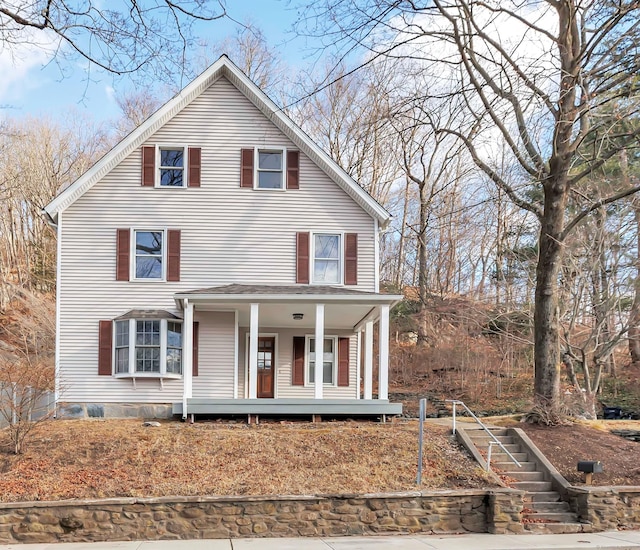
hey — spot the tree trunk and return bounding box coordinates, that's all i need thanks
[534,184,566,406]
[629,198,640,364]
[417,184,430,347]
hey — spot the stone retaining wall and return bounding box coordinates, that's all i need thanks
[0,489,524,544]
[568,487,640,531]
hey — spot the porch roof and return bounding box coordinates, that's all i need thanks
[174,284,403,330]
[174,284,403,304]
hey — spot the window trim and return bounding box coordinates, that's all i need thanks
[310,231,343,285]
[254,147,287,190]
[112,318,183,379]
[155,144,188,188]
[131,228,166,282]
[304,335,338,387]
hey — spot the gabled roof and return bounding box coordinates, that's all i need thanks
[43,55,391,228]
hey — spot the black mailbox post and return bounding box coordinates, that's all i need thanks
[578,461,603,484]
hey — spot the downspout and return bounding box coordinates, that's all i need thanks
[44,209,62,416]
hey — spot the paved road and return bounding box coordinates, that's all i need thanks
[2,531,640,550]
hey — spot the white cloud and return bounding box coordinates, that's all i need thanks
[0,28,60,106]
[104,85,116,104]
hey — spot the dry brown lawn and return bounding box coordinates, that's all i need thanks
[0,419,495,502]
[517,419,640,486]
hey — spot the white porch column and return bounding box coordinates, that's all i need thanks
[378,304,390,401]
[182,299,194,418]
[233,310,239,399]
[356,330,362,399]
[364,320,374,400]
[314,304,325,399]
[249,303,259,399]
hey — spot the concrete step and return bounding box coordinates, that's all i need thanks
[493,461,537,472]
[522,511,578,523]
[502,470,545,482]
[490,451,528,462]
[513,480,553,491]
[523,522,587,534]
[524,491,562,503]
[469,435,515,445]
[528,501,571,513]
[465,427,510,437]
[474,442,521,453]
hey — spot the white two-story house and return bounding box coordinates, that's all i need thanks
[44,56,403,421]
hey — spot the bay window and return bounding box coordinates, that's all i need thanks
[113,319,182,377]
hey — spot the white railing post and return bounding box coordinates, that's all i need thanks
[487,442,495,471]
[417,397,426,485]
[452,401,457,435]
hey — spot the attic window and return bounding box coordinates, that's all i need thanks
[159,147,185,187]
[257,150,284,189]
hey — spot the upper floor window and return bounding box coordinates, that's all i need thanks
[116,228,180,282]
[240,148,299,190]
[159,147,185,187]
[134,230,163,280]
[141,146,200,188]
[313,233,341,284]
[257,150,284,189]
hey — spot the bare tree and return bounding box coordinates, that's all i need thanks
[296,0,640,415]
[390,93,470,344]
[0,114,106,303]
[195,23,285,95]
[113,90,163,139]
[294,60,401,206]
[0,286,55,454]
[0,1,236,83]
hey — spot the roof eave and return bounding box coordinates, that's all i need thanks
[175,293,404,307]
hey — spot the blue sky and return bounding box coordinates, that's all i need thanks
[0,1,307,124]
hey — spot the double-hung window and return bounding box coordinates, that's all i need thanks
[159,147,185,187]
[312,233,341,284]
[134,230,164,280]
[257,149,284,189]
[113,319,182,376]
[307,336,337,385]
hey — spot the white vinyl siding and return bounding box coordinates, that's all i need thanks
[191,311,235,398]
[58,76,375,403]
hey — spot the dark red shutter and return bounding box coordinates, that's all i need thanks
[167,230,181,282]
[142,146,155,186]
[116,228,130,281]
[338,337,350,387]
[344,233,358,285]
[292,336,305,386]
[287,150,299,189]
[188,147,201,187]
[296,232,310,284]
[192,321,199,377]
[240,148,254,188]
[98,320,113,375]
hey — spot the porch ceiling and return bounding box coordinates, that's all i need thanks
[174,284,403,330]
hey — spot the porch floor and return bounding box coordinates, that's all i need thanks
[172,398,402,417]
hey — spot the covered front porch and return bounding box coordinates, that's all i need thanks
[173,284,403,419]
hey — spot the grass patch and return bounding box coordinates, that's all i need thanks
[0,419,495,502]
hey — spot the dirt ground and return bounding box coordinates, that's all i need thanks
[0,419,494,502]
[516,420,640,486]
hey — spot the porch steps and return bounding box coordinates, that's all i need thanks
[464,427,585,534]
